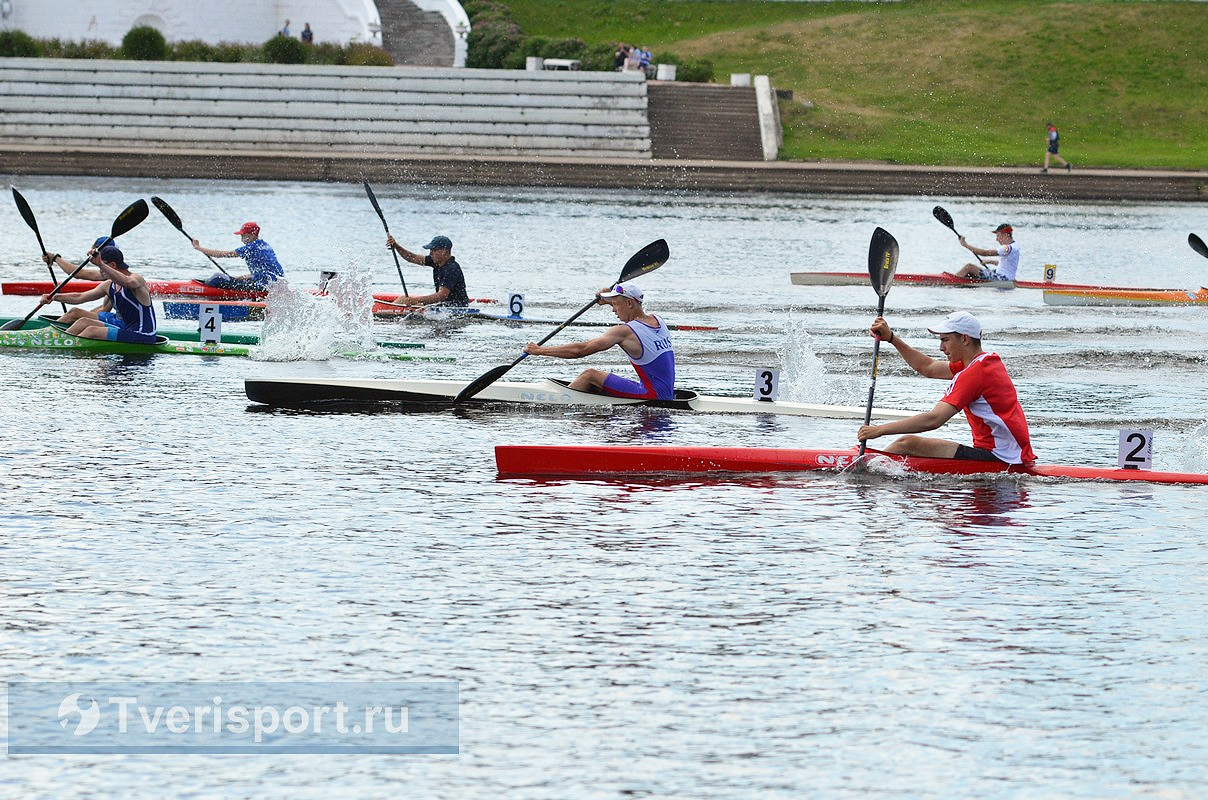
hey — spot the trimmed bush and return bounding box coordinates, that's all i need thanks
[262,35,306,64]
[340,43,392,66]
[579,42,617,73]
[658,51,713,83]
[122,25,168,61]
[307,42,345,65]
[211,43,256,63]
[343,43,393,66]
[466,17,524,69]
[0,29,41,57]
[171,39,216,62]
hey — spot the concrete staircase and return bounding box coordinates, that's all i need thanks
[647,83,764,161]
[377,0,454,67]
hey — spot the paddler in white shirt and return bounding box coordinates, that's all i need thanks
[523,282,676,400]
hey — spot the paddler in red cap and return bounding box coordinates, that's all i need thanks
[193,221,286,291]
[857,310,1035,465]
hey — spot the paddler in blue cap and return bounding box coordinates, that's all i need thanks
[523,281,676,401]
[40,242,157,343]
[385,233,470,307]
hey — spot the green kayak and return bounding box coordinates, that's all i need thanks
[8,316,425,349]
[0,325,250,356]
[0,320,450,361]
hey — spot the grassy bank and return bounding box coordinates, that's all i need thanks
[502,0,1207,169]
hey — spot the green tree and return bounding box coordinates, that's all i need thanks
[263,35,306,65]
[122,25,168,61]
[0,30,41,57]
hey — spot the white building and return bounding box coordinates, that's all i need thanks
[0,0,470,66]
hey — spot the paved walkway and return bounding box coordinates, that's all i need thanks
[2,145,1205,202]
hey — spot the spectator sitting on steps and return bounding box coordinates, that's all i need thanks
[613,43,630,71]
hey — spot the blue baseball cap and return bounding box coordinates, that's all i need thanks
[98,245,130,270]
[93,236,110,247]
[424,235,452,250]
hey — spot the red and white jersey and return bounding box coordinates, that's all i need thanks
[943,352,1036,464]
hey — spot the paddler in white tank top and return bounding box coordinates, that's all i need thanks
[523,281,675,400]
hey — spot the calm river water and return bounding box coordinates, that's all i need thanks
[1,175,1207,798]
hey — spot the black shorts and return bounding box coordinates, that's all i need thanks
[954,444,1004,463]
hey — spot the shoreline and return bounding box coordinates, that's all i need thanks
[2,146,1206,202]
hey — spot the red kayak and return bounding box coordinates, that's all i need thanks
[789,270,1169,292]
[2,280,498,306]
[494,445,1208,486]
[3,278,261,300]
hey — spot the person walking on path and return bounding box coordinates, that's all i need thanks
[1043,122,1071,173]
[522,282,676,401]
[857,311,1035,465]
[385,234,469,307]
[193,221,286,291]
[954,223,1020,282]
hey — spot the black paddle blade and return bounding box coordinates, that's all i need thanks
[12,187,42,239]
[1190,233,1208,260]
[151,196,184,231]
[453,363,514,404]
[868,227,899,298]
[932,205,956,232]
[364,181,389,229]
[111,198,149,239]
[618,239,669,283]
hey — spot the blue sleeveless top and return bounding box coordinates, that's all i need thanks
[108,282,157,335]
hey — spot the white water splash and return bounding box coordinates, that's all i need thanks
[1174,420,1208,474]
[776,317,844,403]
[250,260,375,361]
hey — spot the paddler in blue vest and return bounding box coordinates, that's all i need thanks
[523,282,675,400]
[40,243,157,343]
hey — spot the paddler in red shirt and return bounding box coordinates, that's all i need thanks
[857,311,1036,465]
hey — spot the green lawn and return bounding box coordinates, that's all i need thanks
[501,0,1208,169]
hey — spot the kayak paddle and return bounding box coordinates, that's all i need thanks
[11,187,67,313]
[364,181,408,295]
[1,198,149,331]
[858,226,900,458]
[1190,233,1208,260]
[453,238,670,404]
[151,195,231,276]
[932,205,989,270]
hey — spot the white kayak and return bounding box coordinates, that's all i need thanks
[244,377,921,419]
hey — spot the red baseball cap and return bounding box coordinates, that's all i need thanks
[993,224,1013,235]
[234,221,260,236]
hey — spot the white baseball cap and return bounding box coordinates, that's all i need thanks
[599,282,643,303]
[928,311,982,339]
